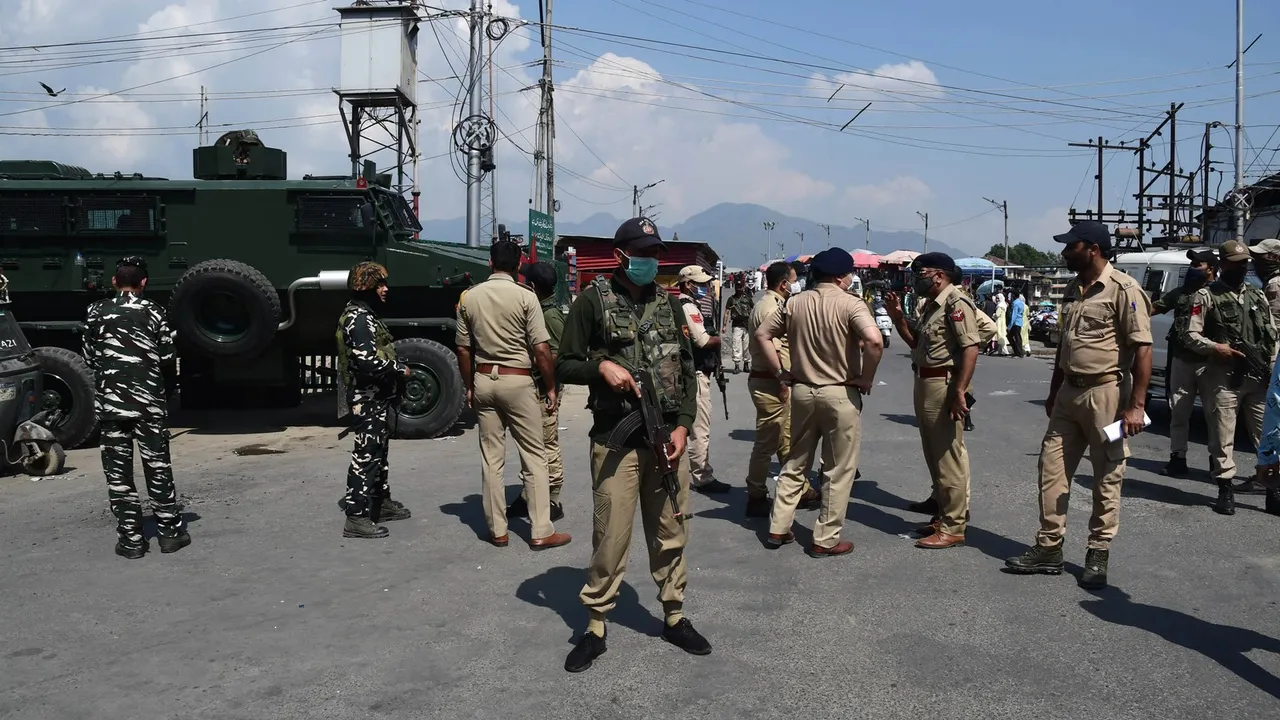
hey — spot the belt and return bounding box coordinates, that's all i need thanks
[749,370,777,380]
[1064,372,1120,388]
[912,364,954,379]
[476,363,532,376]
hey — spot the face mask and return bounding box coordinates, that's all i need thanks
[1184,267,1209,288]
[694,285,707,298]
[1221,265,1248,286]
[624,255,659,285]
[913,275,935,294]
[788,281,803,295]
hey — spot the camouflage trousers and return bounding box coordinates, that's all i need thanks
[100,415,182,547]
[344,399,391,518]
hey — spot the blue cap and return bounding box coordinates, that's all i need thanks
[810,247,854,277]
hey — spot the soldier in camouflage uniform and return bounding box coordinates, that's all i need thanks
[724,280,754,373]
[336,261,411,539]
[83,257,189,559]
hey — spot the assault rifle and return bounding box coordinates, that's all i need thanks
[1228,336,1274,389]
[604,371,684,521]
[710,285,729,420]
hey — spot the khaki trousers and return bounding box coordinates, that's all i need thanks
[769,383,863,548]
[913,376,971,535]
[1204,364,1266,481]
[731,326,748,364]
[689,372,716,486]
[1035,382,1127,550]
[746,377,790,499]
[1167,356,1211,457]
[474,372,553,539]
[517,401,563,503]
[578,441,690,617]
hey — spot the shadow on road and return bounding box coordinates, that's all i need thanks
[1081,589,1280,701]
[879,414,918,428]
[516,566,660,641]
[439,493,492,542]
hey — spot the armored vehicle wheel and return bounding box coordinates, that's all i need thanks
[170,259,281,359]
[32,347,98,450]
[392,338,464,439]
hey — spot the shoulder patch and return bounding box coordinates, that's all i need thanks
[1191,304,1202,316]
[690,311,703,324]
[949,309,965,322]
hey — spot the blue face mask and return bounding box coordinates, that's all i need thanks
[624,255,659,285]
[694,285,707,298]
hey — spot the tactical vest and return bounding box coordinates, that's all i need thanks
[679,296,718,374]
[335,302,398,404]
[1203,282,1278,357]
[590,275,686,415]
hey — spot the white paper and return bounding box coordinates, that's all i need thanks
[1103,412,1152,442]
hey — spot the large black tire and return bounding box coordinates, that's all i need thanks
[32,346,98,450]
[169,259,281,358]
[392,338,464,439]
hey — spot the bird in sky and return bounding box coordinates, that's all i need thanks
[39,82,65,97]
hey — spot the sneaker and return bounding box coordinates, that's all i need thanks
[1079,548,1109,590]
[115,541,147,560]
[343,516,389,539]
[1004,542,1064,574]
[692,479,731,494]
[564,630,607,672]
[662,618,712,655]
[158,533,191,554]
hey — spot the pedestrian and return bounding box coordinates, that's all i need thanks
[677,265,731,495]
[884,253,979,549]
[744,261,820,517]
[1153,249,1218,477]
[1008,291,1027,358]
[556,217,711,672]
[1005,221,1152,590]
[455,240,570,550]
[755,247,883,558]
[1182,240,1279,512]
[507,261,569,522]
[724,280,753,373]
[83,256,190,558]
[1248,346,1280,508]
[336,261,412,539]
[994,291,1009,356]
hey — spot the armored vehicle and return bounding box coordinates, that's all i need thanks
[0,131,490,448]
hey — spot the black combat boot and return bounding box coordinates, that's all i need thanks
[343,516,389,539]
[964,415,975,432]
[1266,489,1280,517]
[1079,548,1109,590]
[378,496,411,522]
[745,495,771,518]
[1214,480,1235,515]
[158,533,192,554]
[1004,542,1064,575]
[115,540,147,560]
[1160,454,1188,477]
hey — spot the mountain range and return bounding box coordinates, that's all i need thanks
[419,202,965,270]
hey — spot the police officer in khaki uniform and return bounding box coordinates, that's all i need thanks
[455,240,570,550]
[1183,239,1278,512]
[678,265,731,494]
[508,261,569,521]
[1006,221,1152,590]
[1153,249,1218,477]
[744,261,821,517]
[756,247,882,558]
[556,217,711,673]
[1248,238,1280,330]
[884,252,979,550]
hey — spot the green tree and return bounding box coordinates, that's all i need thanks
[986,242,1062,268]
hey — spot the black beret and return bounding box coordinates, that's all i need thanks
[521,261,557,290]
[613,217,666,250]
[1186,248,1219,267]
[810,247,854,277]
[911,252,957,273]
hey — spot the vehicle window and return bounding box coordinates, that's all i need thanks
[1142,269,1165,294]
[0,194,64,235]
[74,195,158,233]
[0,309,32,359]
[378,192,422,233]
[296,195,369,232]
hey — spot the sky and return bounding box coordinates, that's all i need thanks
[1,0,1279,256]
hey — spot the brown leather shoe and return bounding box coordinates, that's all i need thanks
[915,531,965,549]
[766,532,794,547]
[490,534,509,547]
[807,540,854,558]
[529,532,572,550]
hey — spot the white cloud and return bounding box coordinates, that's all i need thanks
[844,175,932,209]
[809,60,944,106]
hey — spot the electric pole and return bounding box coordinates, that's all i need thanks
[762,221,776,260]
[794,231,804,255]
[853,216,870,249]
[983,198,1009,264]
[1234,0,1246,241]
[464,0,485,247]
[817,223,832,248]
[916,211,929,253]
[532,0,556,228]
[633,180,664,217]
[481,1,497,242]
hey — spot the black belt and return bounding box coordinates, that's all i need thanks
[1064,372,1120,388]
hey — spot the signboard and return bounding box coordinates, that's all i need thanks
[528,209,554,262]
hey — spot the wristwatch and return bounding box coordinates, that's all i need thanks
[774,368,786,380]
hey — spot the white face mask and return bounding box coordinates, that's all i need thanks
[788,281,803,295]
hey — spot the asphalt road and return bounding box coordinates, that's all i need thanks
[1,347,1278,720]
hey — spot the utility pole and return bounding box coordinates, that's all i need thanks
[853,216,870,249]
[762,220,776,260]
[464,0,485,247]
[794,231,804,255]
[817,223,831,248]
[197,86,209,146]
[481,1,497,242]
[916,211,929,253]
[532,0,556,226]
[632,180,664,217]
[1234,0,1246,241]
[983,198,1009,264]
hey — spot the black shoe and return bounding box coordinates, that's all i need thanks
[855,469,861,480]
[964,417,975,432]
[1160,455,1189,477]
[906,496,938,515]
[115,541,147,560]
[662,618,712,656]
[692,479,732,494]
[550,501,565,522]
[1267,489,1280,517]
[378,498,411,522]
[1004,543,1064,575]
[745,495,771,518]
[1079,548,1109,590]
[505,495,529,520]
[158,533,191,554]
[343,516,389,539]
[565,630,607,673]
[1214,481,1236,516]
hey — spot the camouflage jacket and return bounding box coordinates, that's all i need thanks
[336,299,404,413]
[82,291,175,419]
[727,293,753,326]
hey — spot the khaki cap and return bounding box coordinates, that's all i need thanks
[679,265,713,283]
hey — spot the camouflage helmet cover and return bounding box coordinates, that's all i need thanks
[348,261,388,292]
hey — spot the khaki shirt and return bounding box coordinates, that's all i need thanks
[748,290,790,372]
[762,283,877,385]
[454,273,549,368]
[679,293,713,349]
[1265,276,1280,327]
[1184,281,1276,354]
[1057,262,1153,375]
[911,284,980,369]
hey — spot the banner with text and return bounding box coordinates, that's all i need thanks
[528,210,555,262]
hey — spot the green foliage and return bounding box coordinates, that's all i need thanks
[985,243,1062,268]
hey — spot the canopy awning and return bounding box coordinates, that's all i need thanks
[880,249,920,265]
